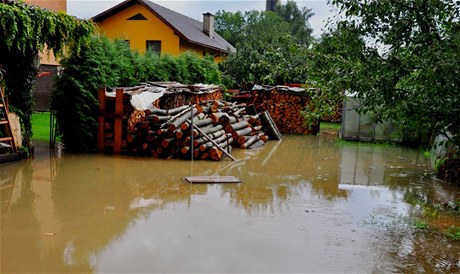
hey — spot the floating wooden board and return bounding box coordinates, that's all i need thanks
[184,176,241,184]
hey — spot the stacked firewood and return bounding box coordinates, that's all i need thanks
[153,82,223,109]
[124,101,280,160]
[107,82,224,110]
[249,86,316,134]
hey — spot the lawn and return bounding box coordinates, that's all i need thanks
[321,121,341,131]
[31,112,51,141]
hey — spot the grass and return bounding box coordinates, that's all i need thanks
[31,112,51,141]
[320,121,341,131]
[447,226,460,240]
[413,219,428,229]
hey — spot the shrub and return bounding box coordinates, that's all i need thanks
[53,35,221,152]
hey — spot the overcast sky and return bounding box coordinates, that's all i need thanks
[67,0,337,37]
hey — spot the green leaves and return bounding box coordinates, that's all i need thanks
[217,3,314,87]
[53,35,222,152]
[326,0,460,150]
[0,1,95,140]
[0,2,95,56]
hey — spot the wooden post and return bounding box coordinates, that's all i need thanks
[113,88,123,154]
[97,87,106,153]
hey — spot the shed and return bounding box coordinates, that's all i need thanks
[340,93,402,142]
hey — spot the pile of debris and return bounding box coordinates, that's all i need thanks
[124,101,281,160]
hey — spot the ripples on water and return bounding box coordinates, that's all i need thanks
[1,135,459,273]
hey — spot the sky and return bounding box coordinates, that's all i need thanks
[67,0,337,37]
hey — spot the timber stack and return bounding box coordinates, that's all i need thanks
[232,85,317,134]
[125,101,276,160]
[98,82,280,160]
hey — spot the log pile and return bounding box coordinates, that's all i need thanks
[234,85,317,134]
[106,82,224,110]
[124,101,276,160]
[99,82,284,159]
[100,83,223,154]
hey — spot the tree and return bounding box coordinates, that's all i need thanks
[0,1,95,140]
[274,0,314,44]
[220,11,310,88]
[214,10,246,47]
[328,0,460,180]
[215,1,315,47]
[301,24,365,131]
[217,2,315,88]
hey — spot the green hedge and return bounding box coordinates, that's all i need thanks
[53,35,221,152]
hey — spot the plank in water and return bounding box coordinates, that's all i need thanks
[184,176,241,184]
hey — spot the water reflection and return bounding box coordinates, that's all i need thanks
[1,135,459,273]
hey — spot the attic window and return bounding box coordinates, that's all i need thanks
[127,13,147,20]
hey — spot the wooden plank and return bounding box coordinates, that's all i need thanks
[113,88,124,154]
[184,176,241,184]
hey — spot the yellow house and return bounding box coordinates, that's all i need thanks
[92,0,235,62]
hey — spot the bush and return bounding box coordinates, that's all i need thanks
[53,35,221,152]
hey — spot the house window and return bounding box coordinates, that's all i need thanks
[146,40,161,55]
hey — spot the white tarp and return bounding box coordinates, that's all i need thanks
[130,88,166,111]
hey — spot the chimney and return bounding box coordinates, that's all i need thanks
[203,12,214,39]
[266,0,280,11]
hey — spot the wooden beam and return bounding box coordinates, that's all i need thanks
[113,88,124,154]
[184,176,241,184]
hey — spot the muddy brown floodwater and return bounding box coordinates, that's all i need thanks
[1,135,460,273]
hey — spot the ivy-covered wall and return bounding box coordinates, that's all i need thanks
[0,1,95,140]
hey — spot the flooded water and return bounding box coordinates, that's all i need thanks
[1,135,460,273]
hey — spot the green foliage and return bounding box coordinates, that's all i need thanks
[447,226,460,240]
[215,1,314,47]
[437,158,460,185]
[54,35,221,152]
[0,2,94,56]
[0,1,95,141]
[53,36,134,151]
[137,51,168,82]
[0,44,36,136]
[218,9,312,88]
[301,87,339,132]
[216,1,315,88]
[301,25,365,133]
[273,0,314,44]
[175,52,221,84]
[328,0,460,150]
[214,10,246,47]
[412,219,428,229]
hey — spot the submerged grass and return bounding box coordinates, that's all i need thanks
[413,219,428,229]
[447,226,460,240]
[320,121,341,131]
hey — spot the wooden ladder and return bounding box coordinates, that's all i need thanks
[0,87,17,153]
